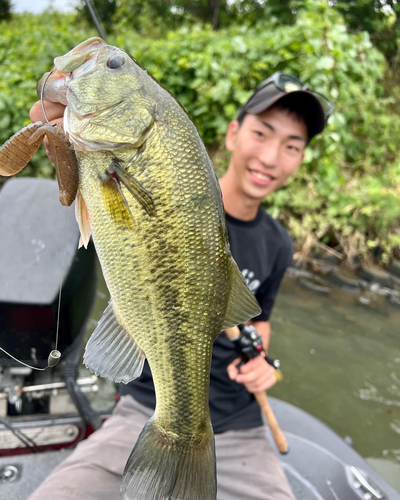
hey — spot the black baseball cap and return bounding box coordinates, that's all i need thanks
[237,72,333,141]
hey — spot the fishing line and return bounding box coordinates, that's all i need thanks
[84,0,108,42]
[326,480,341,500]
[40,68,55,125]
[0,349,49,371]
[54,207,68,354]
[40,67,67,351]
[0,69,67,371]
[0,209,67,371]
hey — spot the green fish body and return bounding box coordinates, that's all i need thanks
[0,38,261,500]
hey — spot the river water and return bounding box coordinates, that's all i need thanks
[83,262,400,493]
[269,274,400,492]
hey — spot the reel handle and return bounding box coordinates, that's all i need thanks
[225,326,289,454]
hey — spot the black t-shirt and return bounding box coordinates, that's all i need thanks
[119,207,293,433]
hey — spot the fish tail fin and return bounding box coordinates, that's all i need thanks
[121,417,216,500]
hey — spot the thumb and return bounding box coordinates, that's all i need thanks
[227,358,242,380]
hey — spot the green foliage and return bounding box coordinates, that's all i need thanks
[0,4,399,261]
[111,0,400,69]
[113,0,204,35]
[112,0,302,34]
[0,0,11,21]
[77,0,117,32]
[0,13,94,182]
[334,0,400,66]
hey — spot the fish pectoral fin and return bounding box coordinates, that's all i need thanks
[102,174,136,228]
[220,259,262,334]
[83,302,146,384]
[108,160,157,217]
[75,189,92,249]
[0,122,47,176]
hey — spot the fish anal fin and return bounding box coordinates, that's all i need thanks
[108,160,157,217]
[83,302,146,384]
[75,189,91,249]
[0,122,47,177]
[220,259,261,334]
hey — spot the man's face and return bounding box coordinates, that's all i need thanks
[225,107,307,201]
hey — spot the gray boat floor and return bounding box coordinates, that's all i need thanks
[0,448,320,500]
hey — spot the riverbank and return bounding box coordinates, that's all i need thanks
[286,248,400,313]
[1,6,400,263]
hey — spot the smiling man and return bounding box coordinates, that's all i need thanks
[219,74,332,368]
[28,72,332,500]
[122,73,333,500]
[204,73,332,499]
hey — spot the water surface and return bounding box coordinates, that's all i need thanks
[270,276,400,492]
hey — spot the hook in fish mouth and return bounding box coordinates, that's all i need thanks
[40,68,55,125]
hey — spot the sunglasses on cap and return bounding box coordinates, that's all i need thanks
[255,72,334,120]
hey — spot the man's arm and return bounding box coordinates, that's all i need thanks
[228,234,293,393]
[226,320,277,393]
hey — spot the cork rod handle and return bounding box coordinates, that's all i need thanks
[225,326,289,455]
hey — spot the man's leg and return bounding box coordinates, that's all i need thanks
[215,426,295,500]
[28,396,153,500]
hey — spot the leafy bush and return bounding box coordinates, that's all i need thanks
[118,1,400,261]
[0,1,399,261]
[0,0,11,22]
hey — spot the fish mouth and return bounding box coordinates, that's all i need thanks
[36,69,71,105]
[37,37,107,106]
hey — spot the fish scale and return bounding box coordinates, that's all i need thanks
[77,111,224,439]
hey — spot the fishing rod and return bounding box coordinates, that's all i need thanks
[225,325,289,455]
[84,0,108,42]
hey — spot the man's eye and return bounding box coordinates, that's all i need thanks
[253,130,264,138]
[288,145,300,153]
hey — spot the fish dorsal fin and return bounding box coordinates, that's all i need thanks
[75,189,92,249]
[83,302,146,384]
[221,259,262,332]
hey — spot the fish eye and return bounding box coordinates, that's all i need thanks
[107,56,125,69]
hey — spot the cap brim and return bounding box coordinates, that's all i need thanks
[242,87,326,140]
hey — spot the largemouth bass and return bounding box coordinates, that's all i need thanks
[0,38,261,500]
